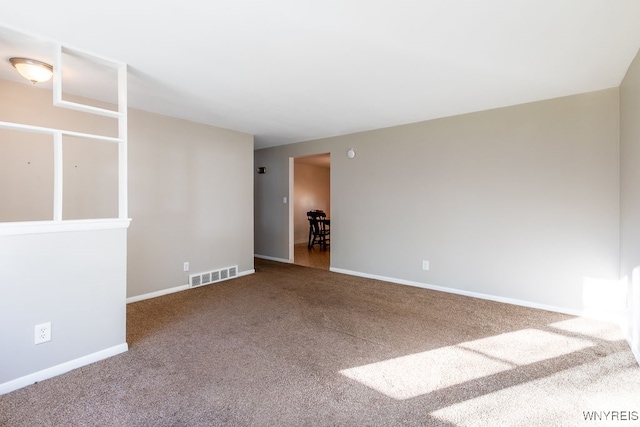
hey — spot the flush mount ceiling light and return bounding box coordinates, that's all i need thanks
[9,57,54,84]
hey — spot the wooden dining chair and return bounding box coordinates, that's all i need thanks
[307,210,330,250]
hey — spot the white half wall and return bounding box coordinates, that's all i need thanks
[0,224,129,392]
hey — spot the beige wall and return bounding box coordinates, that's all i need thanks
[127,109,254,297]
[0,79,255,298]
[620,48,640,362]
[255,89,620,313]
[0,80,119,222]
[293,161,330,244]
[0,77,254,392]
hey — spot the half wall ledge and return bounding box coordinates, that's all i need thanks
[0,218,132,237]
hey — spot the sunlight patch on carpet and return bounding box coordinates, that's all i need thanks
[340,346,513,400]
[549,317,625,342]
[340,329,594,400]
[430,352,640,427]
[458,329,594,365]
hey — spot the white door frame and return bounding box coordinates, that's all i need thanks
[288,157,294,262]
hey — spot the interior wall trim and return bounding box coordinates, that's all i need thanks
[629,336,640,365]
[330,267,626,323]
[0,218,131,237]
[126,269,256,304]
[0,343,128,396]
[126,285,189,304]
[254,254,292,264]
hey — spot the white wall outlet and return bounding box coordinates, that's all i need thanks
[283,196,288,204]
[35,322,51,344]
[183,262,190,272]
[422,260,430,271]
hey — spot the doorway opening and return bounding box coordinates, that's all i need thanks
[291,153,330,270]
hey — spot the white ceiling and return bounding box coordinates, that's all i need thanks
[1,1,640,150]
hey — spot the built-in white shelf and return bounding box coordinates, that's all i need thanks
[1,40,129,227]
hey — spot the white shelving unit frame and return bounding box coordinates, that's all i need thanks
[0,43,129,235]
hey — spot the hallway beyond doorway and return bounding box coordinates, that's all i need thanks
[292,153,330,270]
[293,243,329,270]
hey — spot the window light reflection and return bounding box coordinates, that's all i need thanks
[550,317,624,342]
[340,329,594,400]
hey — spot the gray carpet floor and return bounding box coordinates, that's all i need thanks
[1,258,639,426]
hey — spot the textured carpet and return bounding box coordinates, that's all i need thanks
[1,259,638,426]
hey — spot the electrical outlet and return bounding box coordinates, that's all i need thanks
[422,260,430,271]
[35,322,51,344]
[184,262,190,272]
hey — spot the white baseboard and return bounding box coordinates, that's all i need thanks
[632,344,640,366]
[254,254,292,263]
[329,267,624,321]
[624,330,640,366]
[127,284,189,304]
[238,269,256,277]
[0,343,128,396]
[623,312,640,366]
[127,269,256,304]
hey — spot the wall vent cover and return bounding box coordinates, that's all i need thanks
[189,265,239,289]
[189,274,202,287]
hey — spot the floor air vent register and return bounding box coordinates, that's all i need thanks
[189,266,238,288]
